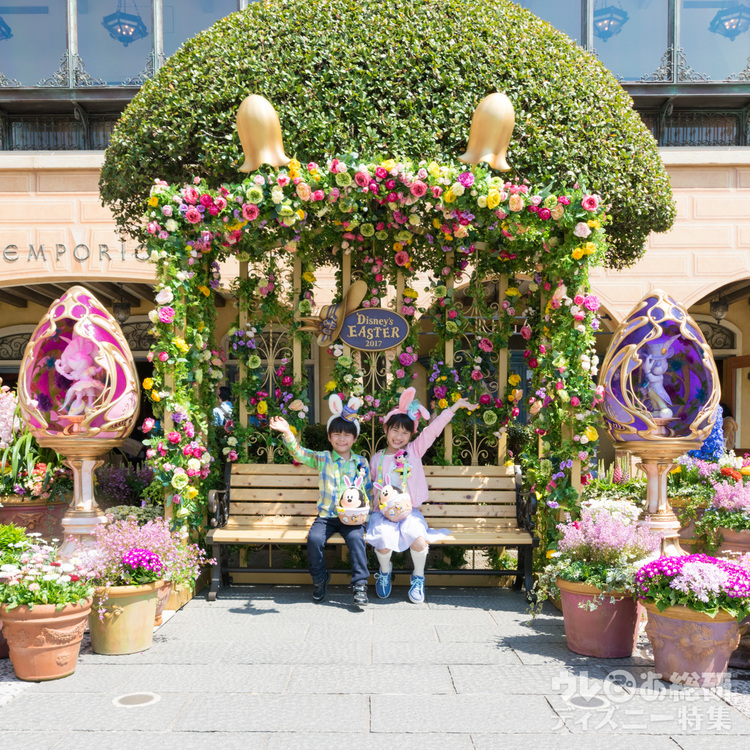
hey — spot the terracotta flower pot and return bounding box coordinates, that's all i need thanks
[88,580,162,655]
[0,620,10,659]
[717,527,750,557]
[0,599,92,681]
[154,581,173,626]
[643,601,740,687]
[557,578,643,658]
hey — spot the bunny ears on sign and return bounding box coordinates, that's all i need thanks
[383,387,431,427]
[327,394,363,435]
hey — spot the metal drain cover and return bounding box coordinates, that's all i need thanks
[113,692,161,708]
[566,695,609,709]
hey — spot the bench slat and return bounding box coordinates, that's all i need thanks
[229,488,516,505]
[227,503,517,518]
[423,465,515,477]
[220,516,520,531]
[231,488,321,502]
[230,474,320,488]
[232,465,318,475]
[418,476,514,490]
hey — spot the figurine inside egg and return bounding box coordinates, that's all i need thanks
[598,290,720,444]
[18,286,140,441]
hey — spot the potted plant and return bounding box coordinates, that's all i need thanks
[0,523,29,658]
[82,524,165,655]
[694,475,750,555]
[635,553,750,687]
[534,499,662,658]
[0,534,94,680]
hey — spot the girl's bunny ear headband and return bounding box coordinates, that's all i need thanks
[384,387,431,428]
[327,394,363,435]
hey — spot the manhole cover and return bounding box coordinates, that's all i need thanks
[113,692,161,708]
[566,694,609,709]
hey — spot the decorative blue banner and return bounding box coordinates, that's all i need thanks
[340,308,409,351]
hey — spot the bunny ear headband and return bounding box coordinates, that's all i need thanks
[327,394,363,435]
[384,387,431,428]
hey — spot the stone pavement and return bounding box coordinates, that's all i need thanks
[3,584,750,748]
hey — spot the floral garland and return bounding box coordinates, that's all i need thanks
[142,161,608,547]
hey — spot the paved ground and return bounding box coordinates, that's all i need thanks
[3,584,750,748]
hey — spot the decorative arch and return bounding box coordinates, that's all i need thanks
[692,314,741,359]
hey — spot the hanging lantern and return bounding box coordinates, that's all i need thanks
[102,1,149,47]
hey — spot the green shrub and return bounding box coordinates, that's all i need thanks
[100,0,674,269]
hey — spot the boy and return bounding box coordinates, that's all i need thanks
[270,398,371,606]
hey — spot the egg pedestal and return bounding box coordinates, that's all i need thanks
[598,290,720,556]
[17,287,140,557]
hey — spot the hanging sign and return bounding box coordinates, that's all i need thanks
[340,308,409,351]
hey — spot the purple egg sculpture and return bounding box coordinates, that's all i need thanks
[598,289,720,448]
[17,286,140,445]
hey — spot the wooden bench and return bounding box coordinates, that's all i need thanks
[206,462,538,600]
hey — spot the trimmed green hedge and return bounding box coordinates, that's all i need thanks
[100,0,674,269]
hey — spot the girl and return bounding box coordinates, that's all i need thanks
[368,387,478,603]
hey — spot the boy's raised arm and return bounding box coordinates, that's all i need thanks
[270,416,323,470]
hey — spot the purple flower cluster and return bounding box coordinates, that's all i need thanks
[711,479,750,513]
[122,547,165,576]
[635,554,750,607]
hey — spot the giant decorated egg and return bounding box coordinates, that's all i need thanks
[598,289,719,446]
[17,286,139,444]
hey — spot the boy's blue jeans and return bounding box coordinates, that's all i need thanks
[307,516,369,586]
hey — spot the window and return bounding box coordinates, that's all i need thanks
[163,0,239,57]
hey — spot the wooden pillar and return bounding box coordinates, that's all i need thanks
[444,252,455,464]
[496,274,509,466]
[292,256,303,382]
[238,260,249,432]
[342,247,352,358]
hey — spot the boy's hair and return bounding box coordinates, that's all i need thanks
[385,412,417,434]
[218,385,232,402]
[327,416,358,437]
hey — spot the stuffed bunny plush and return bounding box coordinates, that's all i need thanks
[327,393,363,434]
[374,481,413,523]
[336,475,370,525]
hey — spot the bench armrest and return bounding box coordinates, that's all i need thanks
[207,488,229,529]
[514,465,537,533]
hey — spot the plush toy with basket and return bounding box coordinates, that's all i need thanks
[375,482,413,523]
[336,475,370,525]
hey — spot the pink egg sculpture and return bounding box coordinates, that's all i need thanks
[18,286,140,446]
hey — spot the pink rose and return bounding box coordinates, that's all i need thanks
[354,172,369,187]
[183,187,199,204]
[142,418,155,433]
[573,222,591,238]
[583,295,600,311]
[478,338,493,352]
[311,190,325,202]
[410,180,428,198]
[573,294,584,305]
[538,208,551,221]
[146,449,156,459]
[199,194,213,208]
[277,174,290,187]
[282,376,293,386]
[528,358,538,369]
[520,325,532,341]
[158,306,175,324]
[185,422,195,439]
[215,196,227,211]
[471,370,483,381]
[184,207,202,224]
[396,369,405,378]
[394,251,409,266]
[581,194,599,211]
[158,351,169,362]
[242,203,259,221]
[457,171,474,188]
[296,183,311,201]
[327,187,340,202]
[227,450,238,462]
[375,166,387,179]
[571,396,581,407]
[448,310,458,319]
[167,431,181,444]
[479,394,492,405]
[431,186,443,199]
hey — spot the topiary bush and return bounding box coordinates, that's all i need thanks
[100,0,674,269]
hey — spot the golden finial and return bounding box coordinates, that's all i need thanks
[236,94,291,173]
[458,92,516,172]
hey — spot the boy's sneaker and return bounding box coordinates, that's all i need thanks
[374,570,392,599]
[408,574,425,604]
[352,583,368,607]
[312,571,331,602]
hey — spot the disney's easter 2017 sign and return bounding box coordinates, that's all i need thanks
[340,309,409,351]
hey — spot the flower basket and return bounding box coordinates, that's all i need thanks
[88,581,162,655]
[557,578,643,658]
[643,601,739,687]
[0,599,91,681]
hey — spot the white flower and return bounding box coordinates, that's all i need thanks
[187,458,201,472]
[408,214,421,227]
[451,183,465,197]
[155,288,174,305]
[42,573,60,581]
[58,575,71,583]
[227,437,237,447]
[148,309,159,324]
[165,219,179,233]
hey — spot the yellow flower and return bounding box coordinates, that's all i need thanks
[186,487,199,499]
[427,161,441,177]
[438,398,448,409]
[197,321,205,332]
[584,242,596,255]
[438,376,447,381]
[325,380,337,393]
[148,196,159,207]
[142,378,154,390]
[174,338,190,353]
[403,288,418,299]
[584,425,599,442]
[288,159,301,171]
[296,209,306,221]
[381,159,396,171]
[451,392,460,402]
[443,234,453,241]
[508,373,521,386]
[393,242,403,252]
[289,170,300,180]
[741,467,750,476]
[443,189,456,204]
[151,390,160,402]
[290,425,298,436]
[302,271,316,284]
[571,247,584,260]
[257,400,268,415]
[505,287,520,297]
[198,285,211,297]
[669,466,682,474]
[433,218,442,229]
[587,219,601,229]
[486,190,501,210]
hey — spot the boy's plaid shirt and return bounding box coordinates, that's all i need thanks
[282,433,372,517]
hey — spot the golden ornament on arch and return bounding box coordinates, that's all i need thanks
[236,94,291,173]
[459,92,516,172]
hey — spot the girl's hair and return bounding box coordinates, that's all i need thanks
[327,416,358,437]
[385,412,416,434]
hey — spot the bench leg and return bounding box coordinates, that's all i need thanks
[512,546,524,591]
[523,546,536,603]
[207,543,222,602]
